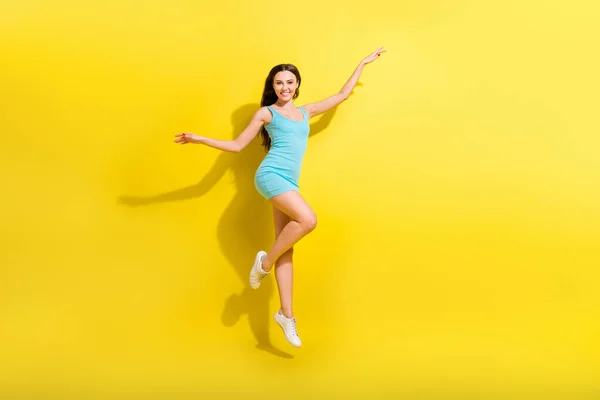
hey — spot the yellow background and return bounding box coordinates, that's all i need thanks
[1,0,599,398]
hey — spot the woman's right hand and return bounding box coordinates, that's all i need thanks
[174,132,202,145]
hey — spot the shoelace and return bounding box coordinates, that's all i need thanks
[290,318,299,337]
[256,256,268,281]
[252,263,267,283]
[257,269,268,281]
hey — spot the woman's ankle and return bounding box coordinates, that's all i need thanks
[261,255,272,272]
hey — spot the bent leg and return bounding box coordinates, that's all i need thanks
[262,190,317,272]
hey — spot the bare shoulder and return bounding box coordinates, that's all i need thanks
[255,106,273,125]
[300,103,312,113]
[300,103,315,119]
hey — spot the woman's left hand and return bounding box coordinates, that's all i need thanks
[362,46,387,65]
[174,132,202,144]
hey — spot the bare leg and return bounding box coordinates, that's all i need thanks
[262,190,317,272]
[272,206,295,318]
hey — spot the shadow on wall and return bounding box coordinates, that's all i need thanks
[118,103,336,358]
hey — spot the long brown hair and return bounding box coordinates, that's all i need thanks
[259,64,302,152]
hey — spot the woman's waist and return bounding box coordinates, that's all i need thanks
[256,162,302,174]
[261,150,305,166]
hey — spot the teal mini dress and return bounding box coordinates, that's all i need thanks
[254,105,310,200]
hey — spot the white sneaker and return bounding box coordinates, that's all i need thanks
[274,309,302,348]
[249,251,268,289]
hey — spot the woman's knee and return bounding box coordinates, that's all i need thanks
[300,212,317,232]
[270,191,317,232]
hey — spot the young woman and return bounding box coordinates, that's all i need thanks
[174,46,386,347]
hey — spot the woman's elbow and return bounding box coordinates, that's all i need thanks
[231,140,244,153]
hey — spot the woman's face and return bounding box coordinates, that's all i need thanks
[273,71,298,102]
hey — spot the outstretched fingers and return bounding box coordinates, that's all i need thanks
[174,133,189,144]
[363,46,387,64]
[375,46,387,56]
